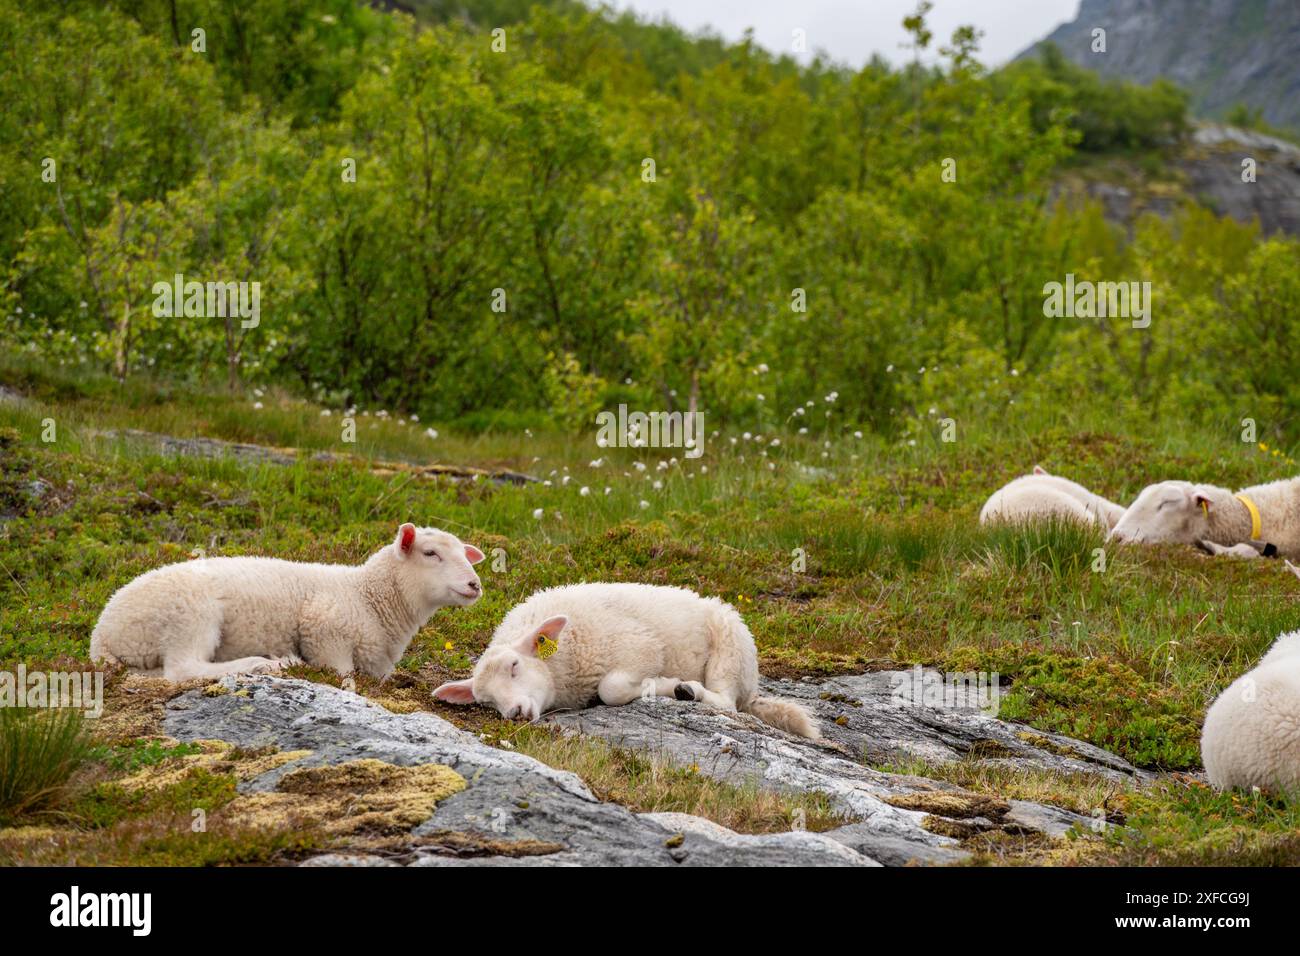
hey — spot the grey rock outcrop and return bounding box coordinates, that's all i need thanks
[164,676,877,867]
[162,667,1143,866]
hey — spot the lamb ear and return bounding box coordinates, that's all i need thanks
[464,544,486,565]
[520,615,568,656]
[1033,465,1047,476]
[433,679,475,705]
[1193,492,1212,515]
[395,523,417,556]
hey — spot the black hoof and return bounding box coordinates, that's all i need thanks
[674,682,697,701]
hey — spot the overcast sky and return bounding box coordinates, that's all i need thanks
[611,0,1083,68]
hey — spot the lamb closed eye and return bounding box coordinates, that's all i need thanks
[423,549,441,559]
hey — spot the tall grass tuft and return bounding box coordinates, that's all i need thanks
[979,517,1104,578]
[0,706,94,824]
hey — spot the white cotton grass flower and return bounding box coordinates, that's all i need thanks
[579,486,590,496]
[532,508,544,519]
[253,401,264,410]
[425,427,438,439]
[639,500,649,509]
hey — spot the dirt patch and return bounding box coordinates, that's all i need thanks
[233,759,466,836]
[886,791,1011,820]
[94,671,196,743]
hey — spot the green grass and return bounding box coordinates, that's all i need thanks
[0,707,94,825]
[4,357,1300,862]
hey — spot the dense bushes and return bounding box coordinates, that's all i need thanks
[1,0,1297,445]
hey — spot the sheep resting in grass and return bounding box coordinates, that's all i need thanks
[433,582,820,739]
[1109,476,1300,558]
[979,466,1126,529]
[1201,625,1300,794]
[89,524,485,681]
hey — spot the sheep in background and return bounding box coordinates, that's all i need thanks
[434,582,819,739]
[979,466,1126,529]
[1109,476,1300,558]
[90,524,485,681]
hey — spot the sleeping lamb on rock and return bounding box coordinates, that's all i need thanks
[434,582,820,739]
[89,523,485,681]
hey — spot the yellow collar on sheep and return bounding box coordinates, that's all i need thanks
[1235,493,1263,540]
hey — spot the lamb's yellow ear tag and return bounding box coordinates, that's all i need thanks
[1201,500,1209,517]
[535,634,558,660]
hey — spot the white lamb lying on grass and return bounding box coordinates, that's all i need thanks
[1201,626,1300,794]
[1109,476,1300,558]
[90,524,485,681]
[979,466,1126,529]
[433,582,820,739]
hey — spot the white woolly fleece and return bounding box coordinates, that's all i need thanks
[89,525,484,681]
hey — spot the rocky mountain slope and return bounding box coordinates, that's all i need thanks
[1021,0,1300,130]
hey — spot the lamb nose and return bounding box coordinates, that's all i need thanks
[466,580,481,593]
